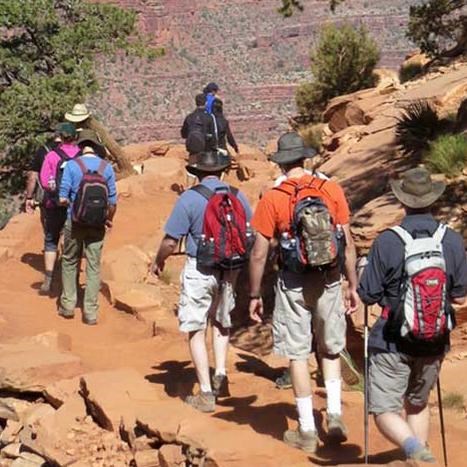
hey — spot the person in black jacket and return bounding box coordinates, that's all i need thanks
[181,94,216,165]
[212,99,239,155]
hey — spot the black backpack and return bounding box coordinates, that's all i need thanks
[186,112,214,154]
[71,158,109,227]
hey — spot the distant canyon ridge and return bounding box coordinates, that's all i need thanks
[92,0,417,145]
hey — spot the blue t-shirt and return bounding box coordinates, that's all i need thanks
[59,154,117,218]
[205,93,216,114]
[165,177,252,257]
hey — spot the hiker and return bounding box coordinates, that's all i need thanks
[212,99,239,156]
[203,82,220,114]
[358,167,467,463]
[151,150,253,413]
[36,123,80,295]
[249,132,359,453]
[58,130,117,325]
[181,94,216,187]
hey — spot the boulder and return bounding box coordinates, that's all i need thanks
[0,333,83,393]
[114,286,163,315]
[124,141,171,162]
[43,377,80,408]
[1,442,22,459]
[158,444,185,467]
[101,245,150,285]
[0,398,33,422]
[11,452,46,467]
[0,420,22,445]
[79,368,159,434]
[135,449,161,467]
[164,144,187,161]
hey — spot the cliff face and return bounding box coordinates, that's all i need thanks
[91,0,417,145]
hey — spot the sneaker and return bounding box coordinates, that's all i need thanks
[212,374,230,398]
[185,391,215,413]
[58,307,74,319]
[275,369,292,390]
[408,446,436,463]
[283,428,318,453]
[339,349,361,387]
[327,413,348,443]
[82,316,97,326]
[39,276,52,296]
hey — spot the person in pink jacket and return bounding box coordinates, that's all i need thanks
[38,122,80,295]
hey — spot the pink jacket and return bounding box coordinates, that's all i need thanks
[39,143,80,188]
[39,143,80,208]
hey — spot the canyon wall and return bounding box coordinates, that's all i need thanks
[91,0,417,145]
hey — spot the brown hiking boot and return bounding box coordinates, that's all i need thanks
[212,374,230,398]
[185,391,215,413]
[327,413,348,443]
[283,428,318,453]
[408,446,436,463]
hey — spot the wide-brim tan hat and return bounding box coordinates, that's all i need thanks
[390,167,445,209]
[65,103,91,123]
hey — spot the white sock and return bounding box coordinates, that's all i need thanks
[325,378,342,415]
[215,368,226,376]
[200,383,212,393]
[295,396,316,432]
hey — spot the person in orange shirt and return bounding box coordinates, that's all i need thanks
[249,132,359,453]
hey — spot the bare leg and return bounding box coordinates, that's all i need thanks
[188,329,212,392]
[44,250,57,273]
[212,323,229,375]
[375,412,415,447]
[407,404,430,445]
[290,359,312,397]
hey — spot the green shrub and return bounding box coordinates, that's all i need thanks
[399,62,424,84]
[296,23,379,122]
[299,124,323,151]
[442,391,465,411]
[396,101,441,158]
[424,134,467,177]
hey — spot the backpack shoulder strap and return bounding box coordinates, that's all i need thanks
[432,223,447,243]
[191,184,214,201]
[390,226,414,246]
[74,157,88,176]
[54,146,71,161]
[97,159,108,176]
[273,179,297,196]
[229,186,239,198]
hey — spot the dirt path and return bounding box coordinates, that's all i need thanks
[0,163,466,466]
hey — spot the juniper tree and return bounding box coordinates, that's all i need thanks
[0,0,162,198]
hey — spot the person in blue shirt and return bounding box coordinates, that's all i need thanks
[58,130,117,325]
[203,82,220,114]
[151,150,252,413]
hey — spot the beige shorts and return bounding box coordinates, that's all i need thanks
[178,257,236,333]
[369,352,443,415]
[273,270,346,360]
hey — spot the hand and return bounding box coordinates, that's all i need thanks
[25,199,35,214]
[344,288,360,315]
[105,219,113,229]
[249,297,263,323]
[150,257,164,278]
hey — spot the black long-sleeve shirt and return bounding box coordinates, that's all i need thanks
[213,113,238,153]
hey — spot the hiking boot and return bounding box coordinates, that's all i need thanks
[408,446,436,463]
[185,391,215,413]
[275,369,292,390]
[82,316,97,326]
[327,413,348,443]
[58,307,74,319]
[339,349,361,387]
[39,275,52,296]
[212,374,230,398]
[283,428,318,453]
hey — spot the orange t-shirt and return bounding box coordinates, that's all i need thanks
[251,174,351,239]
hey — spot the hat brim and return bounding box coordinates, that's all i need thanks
[270,146,316,164]
[65,112,90,123]
[390,179,446,209]
[186,161,231,176]
[77,138,105,156]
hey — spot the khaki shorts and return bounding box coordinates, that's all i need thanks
[369,352,443,415]
[273,270,346,360]
[178,257,236,333]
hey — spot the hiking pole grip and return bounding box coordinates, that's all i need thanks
[364,304,369,465]
[437,377,448,467]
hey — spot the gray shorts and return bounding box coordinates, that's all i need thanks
[273,270,346,360]
[178,257,236,333]
[369,352,443,415]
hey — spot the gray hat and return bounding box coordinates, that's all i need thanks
[77,129,105,156]
[390,167,445,209]
[186,150,231,176]
[270,132,317,165]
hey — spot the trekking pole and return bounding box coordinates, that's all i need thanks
[364,304,369,465]
[436,377,448,467]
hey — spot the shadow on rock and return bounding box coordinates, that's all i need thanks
[21,252,44,273]
[235,352,284,383]
[145,360,196,399]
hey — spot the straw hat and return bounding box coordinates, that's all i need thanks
[65,104,91,123]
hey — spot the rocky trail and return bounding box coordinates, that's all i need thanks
[0,63,466,466]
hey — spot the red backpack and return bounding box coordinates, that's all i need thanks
[191,185,253,269]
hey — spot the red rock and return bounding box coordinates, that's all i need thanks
[101,244,150,285]
[135,449,160,467]
[43,377,80,409]
[158,444,184,467]
[0,397,33,422]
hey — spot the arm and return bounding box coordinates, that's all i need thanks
[58,161,73,206]
[341,223,359,314]
[181,116,189,139]
[249,232,270,322]
[226,122,239,153]
[25,171,38,213]
[39,154,53,190]
[152,235,178,275]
